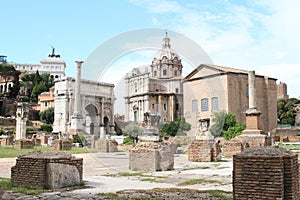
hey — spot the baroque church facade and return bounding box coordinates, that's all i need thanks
[124,33,183,123]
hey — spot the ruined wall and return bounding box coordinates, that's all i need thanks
[52,139,72,151]
[233,146,299,200]
[14,139,34,149]
[95,138,118,153]
[129,142,174,171]
[11,151,83,189]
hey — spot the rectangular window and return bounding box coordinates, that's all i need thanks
[152,104,155,109]
[201,98,209,112]
[163,69,167,76]
[176,103,179,111]
[211,97,218,111]
[192,100,198,113]
[163,103,167,111]
[175,88,179,93]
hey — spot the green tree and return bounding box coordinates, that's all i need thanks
[21,71,54,102]
[159,116,191,137]
[39,107,54,124]
[39,124,53,132]
[222,123,246,140]
[0,64,20,98]
[277,98,300,125]
[210,111,245,140]
[209,111,226,137]
[8,70,21,98]
[123,123,144,142]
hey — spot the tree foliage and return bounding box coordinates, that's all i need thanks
[123,123,144,142]
[21,71,54,101]
[277,98,300,126]
[0,64,20,98]
[39,107,54,124]
[39,124,53,132]
[210,111,245,140]
[159,116,191,137]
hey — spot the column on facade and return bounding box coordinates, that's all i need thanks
[99,97,105,139]
[169,95,174,121]
[158,95,162,116]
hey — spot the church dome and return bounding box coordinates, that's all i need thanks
[153,32,180,62]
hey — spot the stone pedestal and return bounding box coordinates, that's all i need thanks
[52,139,73,151]
[95,138,118,153]
[129,141,174,171]
[188,140,221,162]
[233,146,299,199]
[14,139,34,149]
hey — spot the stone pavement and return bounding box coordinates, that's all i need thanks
[0,152,233,199]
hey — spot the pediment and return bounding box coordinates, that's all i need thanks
[184,64,225,80]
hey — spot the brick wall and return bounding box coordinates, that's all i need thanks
[222,141,243,157]
[11,151,83,189]
[233,146,299,200]
[14,139,34,149]
[52,139,72,151]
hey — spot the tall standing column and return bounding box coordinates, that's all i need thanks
[70,61,84,133]
[243,70,263,134]
[248,71,257,109]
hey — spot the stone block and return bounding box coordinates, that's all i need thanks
[47,163,80,189]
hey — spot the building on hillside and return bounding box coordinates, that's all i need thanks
[13,47,66,79]
[277,82,289,99]
[0,55,7,64]
[52,77,115,136]
[183,64,278,136]
[33,86,55,112]
[124,33,183,123]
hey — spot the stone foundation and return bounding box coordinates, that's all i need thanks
[14,139,34,149]
[0,136,13,146]
[233,146,299,200]
[52,139,73,151]
[222,134,271,157]
[188,140,221,162]
[95,138,118,153]
[11,151,83,189]
[129,141,174,171]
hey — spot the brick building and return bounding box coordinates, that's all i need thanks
[183,64,278,136]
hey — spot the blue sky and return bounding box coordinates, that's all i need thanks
[1,0,299,102]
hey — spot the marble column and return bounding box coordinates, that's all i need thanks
[70,61,84,132]
[15,103,27,140]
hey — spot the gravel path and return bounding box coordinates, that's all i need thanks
[0,152,233,199]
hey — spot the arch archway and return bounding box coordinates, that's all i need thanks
[85,104,99,136]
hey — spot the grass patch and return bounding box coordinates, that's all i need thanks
[0,146,96,158]
[0,178,46,195]
[177,178,223,186]
[140,177,159,183]
[207,190,233,200]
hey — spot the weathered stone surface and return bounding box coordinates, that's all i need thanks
[95,138,118,153]
[11,151,83,189]
[129,141,174,171]
[47,163,80,189]
[188,140,221,162]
